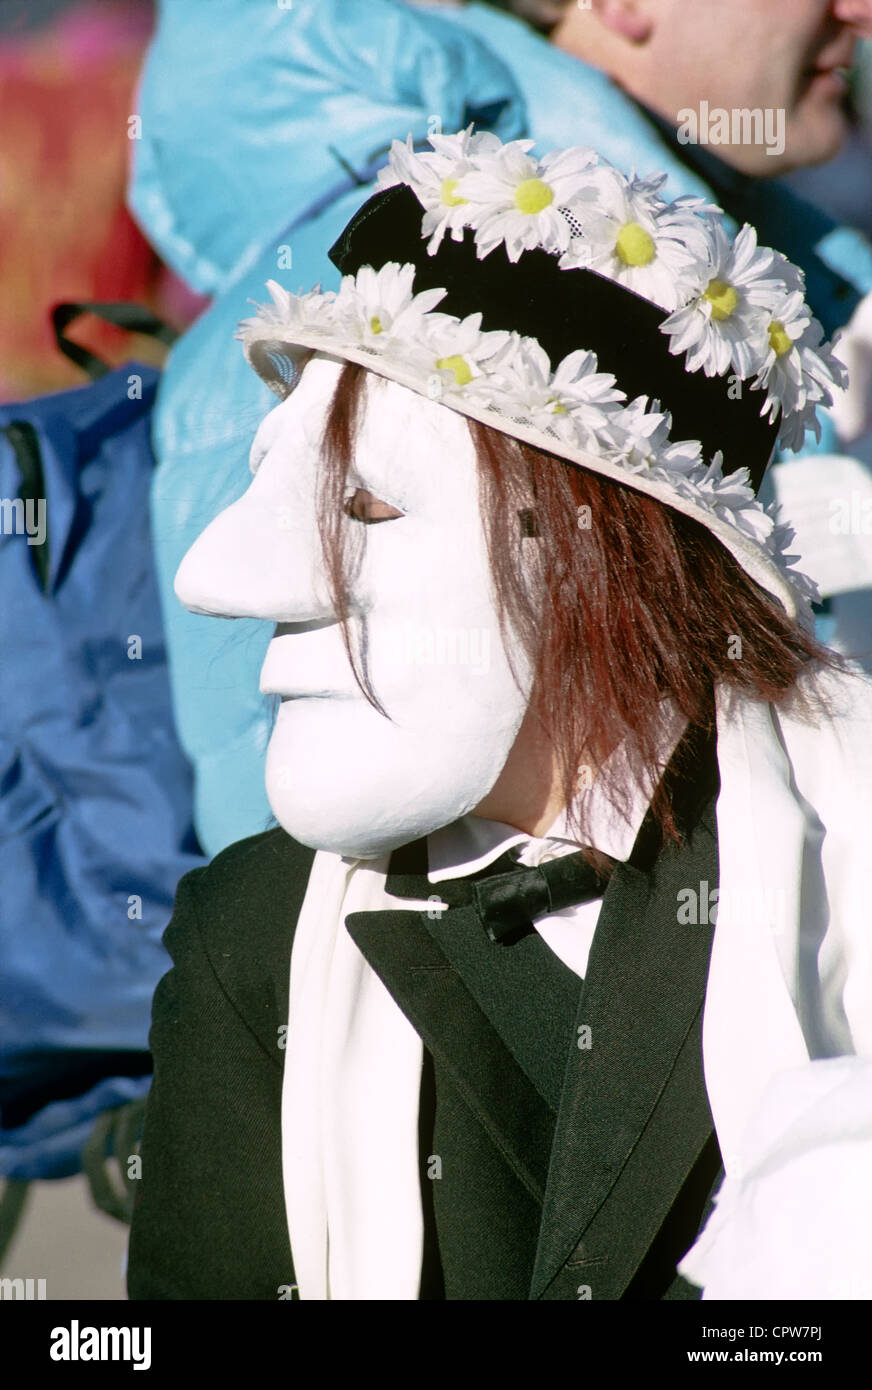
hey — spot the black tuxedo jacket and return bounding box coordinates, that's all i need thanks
[127,729,724,1301]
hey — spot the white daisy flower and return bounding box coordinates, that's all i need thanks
[753,308,848,451]
[557,167,715,311]
[611,397,705,478]
[420,311,515,394]
[608,401,777,550]
[750,290,815,422]
[471,338,626,446]
[690,455,774,545]
[332,262,447,352]
[453,141,600,262]
[238,279,338,341]
[659,222,789,379]
[758,248,807,305]
[548,347,628,444]
[376,128,503,254]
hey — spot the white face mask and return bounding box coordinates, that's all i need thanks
[174,355,534,857]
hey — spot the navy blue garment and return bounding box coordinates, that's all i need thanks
[0,361,205,1180]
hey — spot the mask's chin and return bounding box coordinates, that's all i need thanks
[263,694,528,859]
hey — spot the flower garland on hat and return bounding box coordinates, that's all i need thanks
[374,129,846,444]
[238,129,849,619]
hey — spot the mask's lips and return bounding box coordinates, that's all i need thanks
[261,624,364,701]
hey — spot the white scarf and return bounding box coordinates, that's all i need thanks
[279,853,425,1300]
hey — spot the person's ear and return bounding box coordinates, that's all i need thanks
[590,0,653,43]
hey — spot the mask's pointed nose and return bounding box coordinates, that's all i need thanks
[174,489,336,623]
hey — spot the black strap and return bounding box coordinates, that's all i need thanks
[52,301,179,381]
[0,1180,31,1265]
[1,421,50,592]
[81,1097,147,1226]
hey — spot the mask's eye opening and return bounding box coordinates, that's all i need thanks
[518,507,540,537]
[246,340,313,401]
[343,487,405,524]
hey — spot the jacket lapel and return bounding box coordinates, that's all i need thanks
[343,904,557,1204]
[348,716,722,1300]
[530,749,720,1299]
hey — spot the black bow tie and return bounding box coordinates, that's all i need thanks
[381,717,720,946]
[385,841,617,946]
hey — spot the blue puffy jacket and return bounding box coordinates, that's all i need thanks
[130,0,872,856]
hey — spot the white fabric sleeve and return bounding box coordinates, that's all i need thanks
[679,1057,872,1299]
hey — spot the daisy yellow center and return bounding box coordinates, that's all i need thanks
[440,177,467,208]
[514,178,554,215]
[615,222,656,267]
[703,279,739,321]
[548,397,567,414]
[436,354,472,386]
[768,320,793,357]
[369,315,383,334]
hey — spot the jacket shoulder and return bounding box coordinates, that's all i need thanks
[129,825,310,1299]
[168,827,317,1047]
[198,825,317,907]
